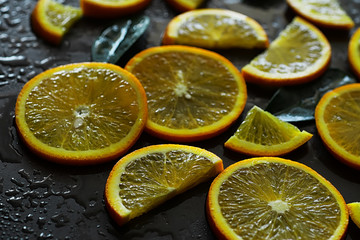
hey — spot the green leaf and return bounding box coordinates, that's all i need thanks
[265,69,357,122]
[92,15,150,64]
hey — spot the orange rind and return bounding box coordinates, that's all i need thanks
[105,144,223,225]
[207,157,349,240]
[225,106,312,156]
[162,8,268,49]
[125,45,247,142]
[31,0,82,45]
[287,0,354,30]
[242,17,331,86]
[15,62,147,165]
[80,0,151,18]
[315,83,360,170]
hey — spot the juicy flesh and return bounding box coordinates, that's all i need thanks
[176,14,264,48]
[291,0,350,19]
[251,19,324,74]
[234,106,302,145]
[130,51,241,129]
[323,90,360,156]
[47,0,82,32]
[25,67,140,151]
[218,162,342,239]
[119,150,216,216]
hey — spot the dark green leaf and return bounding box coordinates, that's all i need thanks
[265,69,357,122]
[92,15,150,64]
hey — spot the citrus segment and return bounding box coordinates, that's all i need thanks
[31,0,83,45]
[162,9,269,49]
[348,27,360,79]
[105,144,223,225]
[287,0,354,30]
[348,202,360,228]
[15,62,147,165]
[80,0,151,18]
[207,157,349,240]
[224,106,312,156]
[242,17,331,86]
[165,0,205,12]
[125,45,247,142]
[315,83,360,170]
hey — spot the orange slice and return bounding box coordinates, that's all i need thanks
[165,0,205,12]
[348,27,360,79]
[242,17,331,86]
[31,0,83,45]
[80,0,151,18]
[125,45,247,142]
[162,9,269,49]
[207,157,349,240]
[348,202,360,228]
[224,106,312,156]
[105,144,223,225]
[287,0,354,30]
[15,62,147,165]
[315,83,360,170]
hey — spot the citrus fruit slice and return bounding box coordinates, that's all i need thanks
[165,0,205,12]
[348,202,360,228]
[224,106,312,156]
[315,83,360,170]
[287,0,354,30]
[162,8,269,49]
[31,0,83,45]
[348,27,360,79]
[80,0,151,18]
[207,157,349,240]
[125,45,247,142]
[15,62,147,165]
[242,17,331,86]
[105,144,223,225]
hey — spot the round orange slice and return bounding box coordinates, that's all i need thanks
[348,27,360,79]
[315,83,360,170]
[165,0,205,12]
[207,157,349,240]
[162,8,269,49]
[15,62,147,165]
[287,0,354,30]
[348,202,360,228]
[224,106,313,156]
[242,17,331,86]
[80,0,151,18]
[125,45,247,142]
[31,0,83,45]
[105,144,223,225]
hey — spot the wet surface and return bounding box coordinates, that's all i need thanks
[1,0,360,239]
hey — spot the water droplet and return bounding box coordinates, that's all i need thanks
[51,213,69,228]
[37,216,47,229]
[22,225,34,234]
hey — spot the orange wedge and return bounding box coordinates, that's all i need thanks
[348,27,360,79]
[125,45,247,142]
[207,157,349,240]
[15,62,147,165]
[242,17,331,86]
[165,0,205,12]
[287,0,354,30]
[31,0,83,45]
[80,0,151,18]
[315,83,360,170]
[348,202,360,228]
[105,144,223,225]
[162,8,269,49]
[224,106,312,156]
